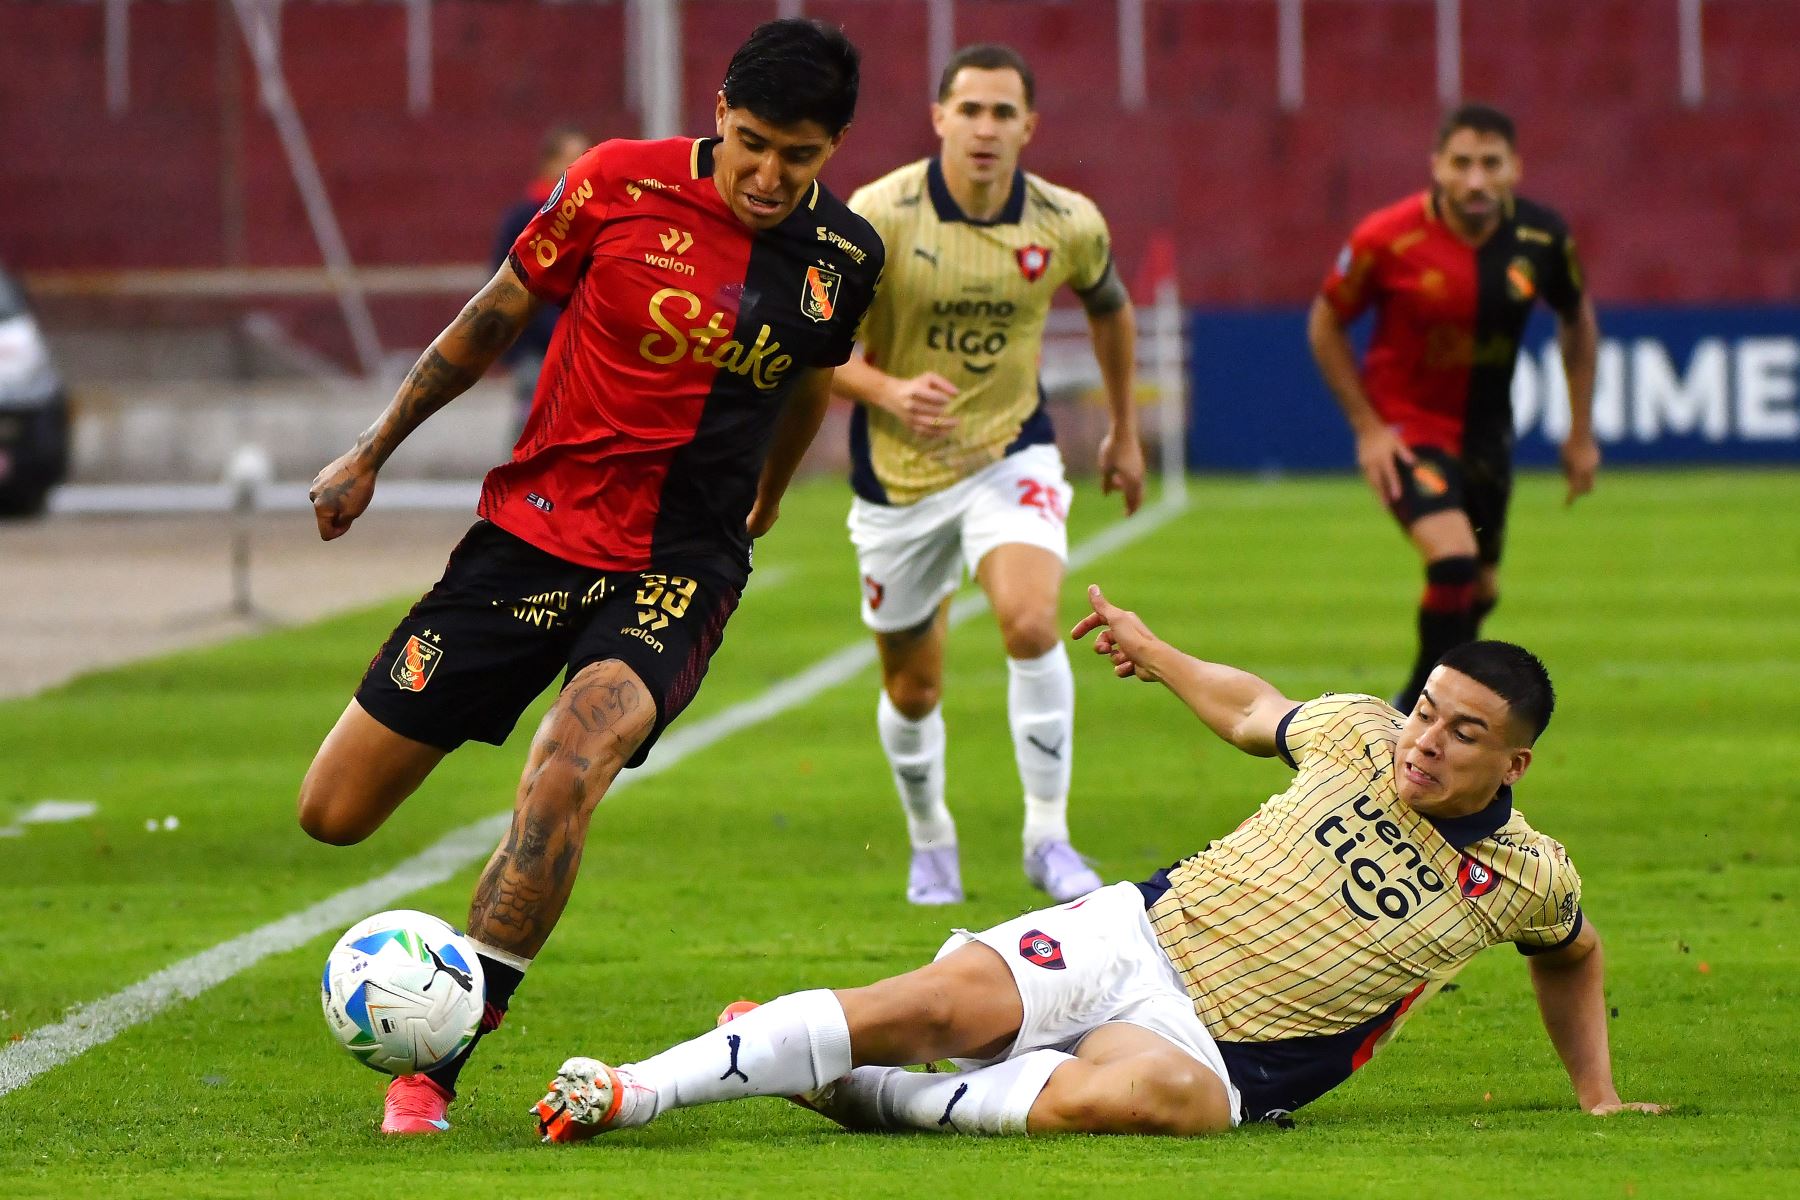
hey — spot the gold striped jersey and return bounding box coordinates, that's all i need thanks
[1140,693,1583,1122]
[846,158,1114,505]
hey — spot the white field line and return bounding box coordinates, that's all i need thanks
[0,496,1185,1098]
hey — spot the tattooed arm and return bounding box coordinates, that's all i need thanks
[308,261,540,540]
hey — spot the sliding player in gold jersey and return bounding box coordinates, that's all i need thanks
[533,586,1663,1141]
[834,44,1146,905]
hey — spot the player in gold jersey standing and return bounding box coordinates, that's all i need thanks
[834,45,1146,905]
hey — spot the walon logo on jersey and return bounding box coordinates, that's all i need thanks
[390,634,444,693]
[644,226,697,276]
[639,287,795,390]
[1458,854,1499,898]
[802,265,841,323]
[1017,929,1066,971]
[1015,244,1052,283]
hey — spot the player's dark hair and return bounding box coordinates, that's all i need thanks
[721,18,860,134]
[937,43,1036,109]
[1437,102,1516,149]
[1434,640,1556,743]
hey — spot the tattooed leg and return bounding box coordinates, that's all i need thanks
[467,659,655,958]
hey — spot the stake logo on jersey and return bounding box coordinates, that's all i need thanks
[390,634,444,693]
[639,287,795,391]
[1018,929,1066,970]
[802,265,841,323]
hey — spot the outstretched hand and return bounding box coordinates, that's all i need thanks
[1070,584,1165,682]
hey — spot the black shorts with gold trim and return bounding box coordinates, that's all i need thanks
[355,520,741,767]
[1386,443,1514,566]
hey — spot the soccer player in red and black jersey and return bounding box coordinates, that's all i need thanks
[295,18,883,1134]
[1308,104,1600,712]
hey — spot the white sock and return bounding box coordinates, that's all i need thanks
[1008,644,1075,846]
[877,691,955,849]
[825,1051,1074,1135]
[622,990,853,1122]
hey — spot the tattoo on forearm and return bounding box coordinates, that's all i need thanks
[357,282,527,464]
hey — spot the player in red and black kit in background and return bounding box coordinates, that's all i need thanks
[492,125,590,434]
[296,18,881,1135]
[1308,104,1600,712]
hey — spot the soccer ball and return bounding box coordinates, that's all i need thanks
[320,909,486,1075]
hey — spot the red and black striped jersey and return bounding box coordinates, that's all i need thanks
[485,137,883,582]
[1320,190,1584,456]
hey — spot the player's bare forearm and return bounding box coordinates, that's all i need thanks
[1155,653,1292,757]
[830,353,896,408]
[1527,922,1625,1111]
[1557,297,1600,441]
[749,366,834,537]
[1073,586,1291,756]
[1307,297,1382,435]
[356,263,539,468]
[1086,302,1146,512]
[1086,303,1140,437]
[308,262,538,540]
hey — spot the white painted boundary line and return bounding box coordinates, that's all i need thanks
[0,496,1185,1098]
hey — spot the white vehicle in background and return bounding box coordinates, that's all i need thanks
[0,266,70,516]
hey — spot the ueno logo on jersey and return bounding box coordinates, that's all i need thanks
[1457,855,1499,898]
[640,287,795,390]
[527,177,597,269]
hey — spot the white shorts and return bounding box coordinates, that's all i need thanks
[934,881,1242,1124]
[848,444,1072,633]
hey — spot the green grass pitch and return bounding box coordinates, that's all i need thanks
[2,469,1796,1197]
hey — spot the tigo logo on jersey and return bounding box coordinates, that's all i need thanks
[390,634,444,693]
[1458,855,1499,898]
[1017,929,1066,971]
[802,265,841,323]
[1015,244,1052,283]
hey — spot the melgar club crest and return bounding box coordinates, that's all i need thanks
[801,265,841,323]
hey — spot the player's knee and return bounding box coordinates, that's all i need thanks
[997,610,1058,660]
[884,675,941,719]
[295,784,372,847]
[1039,1058,1228,1136]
